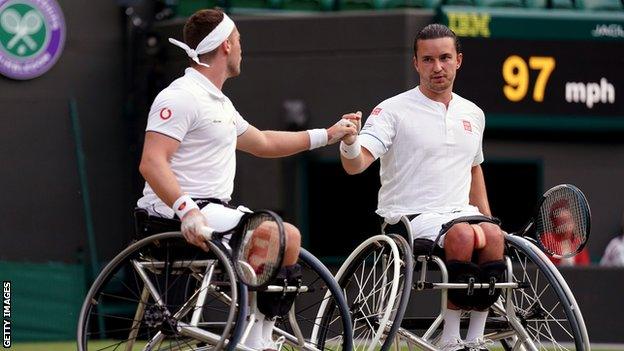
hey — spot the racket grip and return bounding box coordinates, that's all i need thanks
[199,226,214,241]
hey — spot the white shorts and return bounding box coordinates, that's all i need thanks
[142,201,249,232]
[409,207,483,248]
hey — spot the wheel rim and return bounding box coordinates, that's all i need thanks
[78,233,240,351]
[498,238,584,351]
[336,236,403,351]
[277,250,351,351]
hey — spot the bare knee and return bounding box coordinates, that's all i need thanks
[477,223,504,262]
[481,223,504,248]
[283,222,301,265]
[444,223,474,260]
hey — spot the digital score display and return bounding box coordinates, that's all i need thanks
[443,8,624,130]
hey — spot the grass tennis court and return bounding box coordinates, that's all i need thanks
[9,341,624,351]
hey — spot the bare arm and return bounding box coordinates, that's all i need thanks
[139,131,209,250]
[340,146,376,175]
[469,165,492,217]
[236,126,311,158]
[237,121,357,158]
[139,132,184,206]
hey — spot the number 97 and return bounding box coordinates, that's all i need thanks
[502,55,555,103]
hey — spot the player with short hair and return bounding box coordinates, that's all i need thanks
[137,9,357,350]
[339,23,505,351]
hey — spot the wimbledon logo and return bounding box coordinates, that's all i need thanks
[0,0,65,80]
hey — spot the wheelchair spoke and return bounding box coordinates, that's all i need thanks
[502,236,586,351]
[79,233,240,351]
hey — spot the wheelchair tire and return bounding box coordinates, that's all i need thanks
[499,235,590,351]
[329,234,413,351]
[274,248,354,351]
[77,232,245,351]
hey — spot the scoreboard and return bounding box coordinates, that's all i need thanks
[441,7,624,131]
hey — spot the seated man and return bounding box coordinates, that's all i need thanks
[137,9,357,350]
[339,24,505,351]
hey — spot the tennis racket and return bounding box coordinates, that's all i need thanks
[517,184,591,259]
[201,210,286,289]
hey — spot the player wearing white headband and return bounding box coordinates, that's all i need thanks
[137,9,357,351]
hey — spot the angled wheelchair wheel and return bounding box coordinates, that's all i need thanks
[273,248,353,351]
[330,234,413,351]
[77,232,246,351]
[493,235,590,351]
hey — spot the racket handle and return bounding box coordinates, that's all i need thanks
[199,226,214,240]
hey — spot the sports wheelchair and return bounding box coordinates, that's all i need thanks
[329,184,591,351]
[77,208,353,351]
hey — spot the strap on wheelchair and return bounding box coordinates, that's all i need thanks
[428,215,502,258]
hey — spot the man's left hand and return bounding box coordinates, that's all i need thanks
[327,111,361,145]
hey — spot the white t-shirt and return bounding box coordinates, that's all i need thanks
[137,68,250,217]
[600,235,624,267]
[359,86,485,222]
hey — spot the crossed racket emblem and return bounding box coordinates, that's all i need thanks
[1,8,43,53]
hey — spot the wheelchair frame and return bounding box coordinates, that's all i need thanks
[77,210,354,351]
[326,215,590,351]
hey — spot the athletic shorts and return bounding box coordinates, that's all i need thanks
[409,207,483,248]
[142,200,250,232]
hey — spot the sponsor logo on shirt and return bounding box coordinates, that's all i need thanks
[371,107,382,116]
[160,107,172,120]
[462,120,472,132]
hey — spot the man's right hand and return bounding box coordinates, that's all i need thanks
[181,209,210,251]
[341,111,362,145]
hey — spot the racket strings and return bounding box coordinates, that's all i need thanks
[536,187,589,257]
[235,213,284,287]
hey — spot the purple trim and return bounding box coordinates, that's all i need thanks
[0,0,66,80]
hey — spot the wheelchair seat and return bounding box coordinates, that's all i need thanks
[413,238,446,259]
[133,208,218,261]
[134,207,181,239]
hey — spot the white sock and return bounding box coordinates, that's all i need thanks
[466,310,488,342]
[262,317,277,342]
[440,309,462,343]
[245,311,265,348]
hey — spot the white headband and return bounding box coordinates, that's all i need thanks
[168,13,235,68]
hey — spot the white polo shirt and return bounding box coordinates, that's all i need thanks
[359,86,485,222]
[137,68,250,217]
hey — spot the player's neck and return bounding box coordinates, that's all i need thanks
[419,85,453,107]
[192,63,228,91]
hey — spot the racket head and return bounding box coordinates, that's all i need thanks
[229,210,286,289]
[534,184,591,258]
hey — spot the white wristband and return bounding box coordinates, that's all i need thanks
[340,138,361,159]
[307,128,328,150]
[173,194,199,219]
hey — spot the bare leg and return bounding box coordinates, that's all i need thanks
[475,223,504,264]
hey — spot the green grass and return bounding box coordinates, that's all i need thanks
[9,341,623,351]
[10,340,146,351]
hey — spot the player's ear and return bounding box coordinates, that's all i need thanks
[413,56,419,72]
[456,52,463,69]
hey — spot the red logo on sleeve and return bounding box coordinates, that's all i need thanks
[160,108,172,120]
[462,120,472,132]
[178,202,186,211]
[371,107,382,116]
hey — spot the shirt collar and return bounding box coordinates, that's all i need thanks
[413,85,456,107]
[185,67,226,100]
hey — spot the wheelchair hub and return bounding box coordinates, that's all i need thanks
[350,301,380,327]
[144,305,179,335]
[517,304,546,326]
